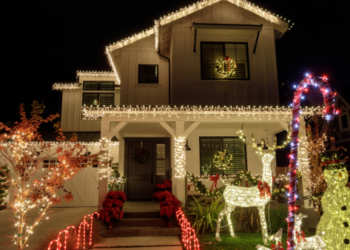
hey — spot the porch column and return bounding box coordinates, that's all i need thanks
[175,121,186,205]
[99,121,110,211]
[298,116,312,208]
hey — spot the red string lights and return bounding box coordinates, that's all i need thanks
[286,75,336,250]
[47,212,99,250]
[176,207,200,250]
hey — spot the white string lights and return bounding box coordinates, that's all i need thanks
[52,83,81,91]
[174,138,186,178]
[82,105,323,120]
[0,141,119,149]
[76,71,115,78]
[294,214,326,249]
[98,138,111,180]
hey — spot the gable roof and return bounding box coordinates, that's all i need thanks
[105,0,293,84]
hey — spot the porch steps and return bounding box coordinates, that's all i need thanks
[103,226,180,237]
[92,236,182,249]
[118,218,168,227]
[123,211,160,219]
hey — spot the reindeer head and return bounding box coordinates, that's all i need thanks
[294,213,308,228]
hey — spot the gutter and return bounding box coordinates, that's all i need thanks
[157,23,171,105]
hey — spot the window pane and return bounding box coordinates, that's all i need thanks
[100,82,115,90]
[100,93,114,106]
[83,93,99,106]
[83,81,98,90]
[139,65,158,83]
[200,137,246,175]
[201,42,249,80]
[156,144,166,176]
[341,115,348,129]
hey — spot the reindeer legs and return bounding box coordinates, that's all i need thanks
[215,204,236,242]
[258,206,269,245]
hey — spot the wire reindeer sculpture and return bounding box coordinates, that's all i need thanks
[215,124,291,245]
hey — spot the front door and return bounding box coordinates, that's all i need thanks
[125,138,170,200]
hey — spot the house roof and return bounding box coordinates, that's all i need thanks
[41,131,102,142]
[105,0,293,84]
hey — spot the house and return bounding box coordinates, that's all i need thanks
[51,0,317,210]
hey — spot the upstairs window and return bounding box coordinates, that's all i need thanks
[83,93,114,106]
[83,81,115,90]
[341,114,349,129]
[201,42,249,80]
[200,137,246,175]
[138,65,158,83]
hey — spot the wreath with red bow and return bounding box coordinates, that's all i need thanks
[132,148,149,164]
[215,56,237,77]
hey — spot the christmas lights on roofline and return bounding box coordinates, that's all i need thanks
[76,71,115,78]
[52,83,81,91]
[81,105,323,120]
[0,141,119,149]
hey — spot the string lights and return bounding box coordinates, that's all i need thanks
[286,75,336,250]
[176,207,200,250]
[47,226,76,250]
[76,71,115,78]
[52,83,81,91]
[99,138,111,180]
[174,138,186,178]
[82,105,322,120]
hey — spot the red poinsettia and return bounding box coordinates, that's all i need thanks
[106,191,127,202]
[100,191,127,224]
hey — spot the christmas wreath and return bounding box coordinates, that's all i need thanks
[132,148,149,164]
[215,56,237,77]
[213,150,234,170]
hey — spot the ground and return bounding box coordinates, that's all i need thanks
[0,207,97,250]
[198,232,315,250]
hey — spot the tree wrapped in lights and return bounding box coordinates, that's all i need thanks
[0,165,9,210]
[0,101,89,250]
[316,150,350,249]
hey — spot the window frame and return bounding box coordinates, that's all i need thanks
[199,136,248,175]
[340,113,349,130]
[200,42,250,81]
[138,64,159,84]
[82,93,115,106]
[83,81,115,91]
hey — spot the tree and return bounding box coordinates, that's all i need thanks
[0,165,9,210]
[0,101,89,250]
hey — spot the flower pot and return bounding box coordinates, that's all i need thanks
[167,221,173,228]
[108,221,114,229]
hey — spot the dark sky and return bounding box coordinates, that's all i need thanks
[2,0,349,124]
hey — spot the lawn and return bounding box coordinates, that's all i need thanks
[198,232,314,250]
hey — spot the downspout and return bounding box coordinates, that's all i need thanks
[157,22,171,105]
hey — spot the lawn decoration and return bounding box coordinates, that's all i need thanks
[176,207,200,250]
[213,150,234,170]
[294,213,326,249]
[270,228,283,245]
[48,226,76,250]
[215,56,237,77]
[215,124,291,244]
[316,150,350,249]
[286,75,336,250]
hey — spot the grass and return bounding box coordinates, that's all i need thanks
[198,232,314,250]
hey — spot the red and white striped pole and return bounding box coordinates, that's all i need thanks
[286,75,336,250]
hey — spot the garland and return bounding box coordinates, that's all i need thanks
[215,56,237,77]
[132,148,149,164]
[213,150,233,170]
[186,171,286,198]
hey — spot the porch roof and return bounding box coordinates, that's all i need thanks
[82,105,322,122]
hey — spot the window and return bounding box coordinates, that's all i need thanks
[201,42,249,80]
[83,93,114,106]
[156,144,166,175]
[341,114,349,129]
[43,159,59,168]
[83,81,114,90]
[138,65,158,83]
[200,137,246,175]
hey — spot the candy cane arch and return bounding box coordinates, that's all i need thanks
[286,75,336,250]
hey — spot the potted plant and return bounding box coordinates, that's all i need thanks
[100,191,127,229]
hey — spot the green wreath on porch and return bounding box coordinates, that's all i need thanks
[132,148,149,164]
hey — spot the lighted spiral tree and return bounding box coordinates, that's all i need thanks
[286,75,337,250]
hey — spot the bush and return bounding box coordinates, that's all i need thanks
[268,206,288,233]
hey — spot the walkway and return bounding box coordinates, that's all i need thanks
[0,207,97,250]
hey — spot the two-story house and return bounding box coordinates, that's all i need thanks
[53,0,315,210]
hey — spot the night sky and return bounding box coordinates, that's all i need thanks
[2,0,349,124]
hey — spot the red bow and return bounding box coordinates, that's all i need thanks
[187,184,193,191]
[295,231,306,243]
[271,242,284,250]
[257,180,271,199]
[224,56,232,71]
[210,174,220,191]
[321,159,342,166]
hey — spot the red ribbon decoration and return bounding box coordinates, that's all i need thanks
[210,174,220,191]
[257,180,271,199]
[224,56,231,71]
[321,159,342,166]
[271,242,284,250]
[295,231,307,243]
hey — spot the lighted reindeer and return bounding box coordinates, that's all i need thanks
[215,124,291,244]
[294,214,326,250]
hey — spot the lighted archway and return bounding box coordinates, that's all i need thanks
[287,75,337,250]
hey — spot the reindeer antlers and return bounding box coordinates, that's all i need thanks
[237,124,291,151]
